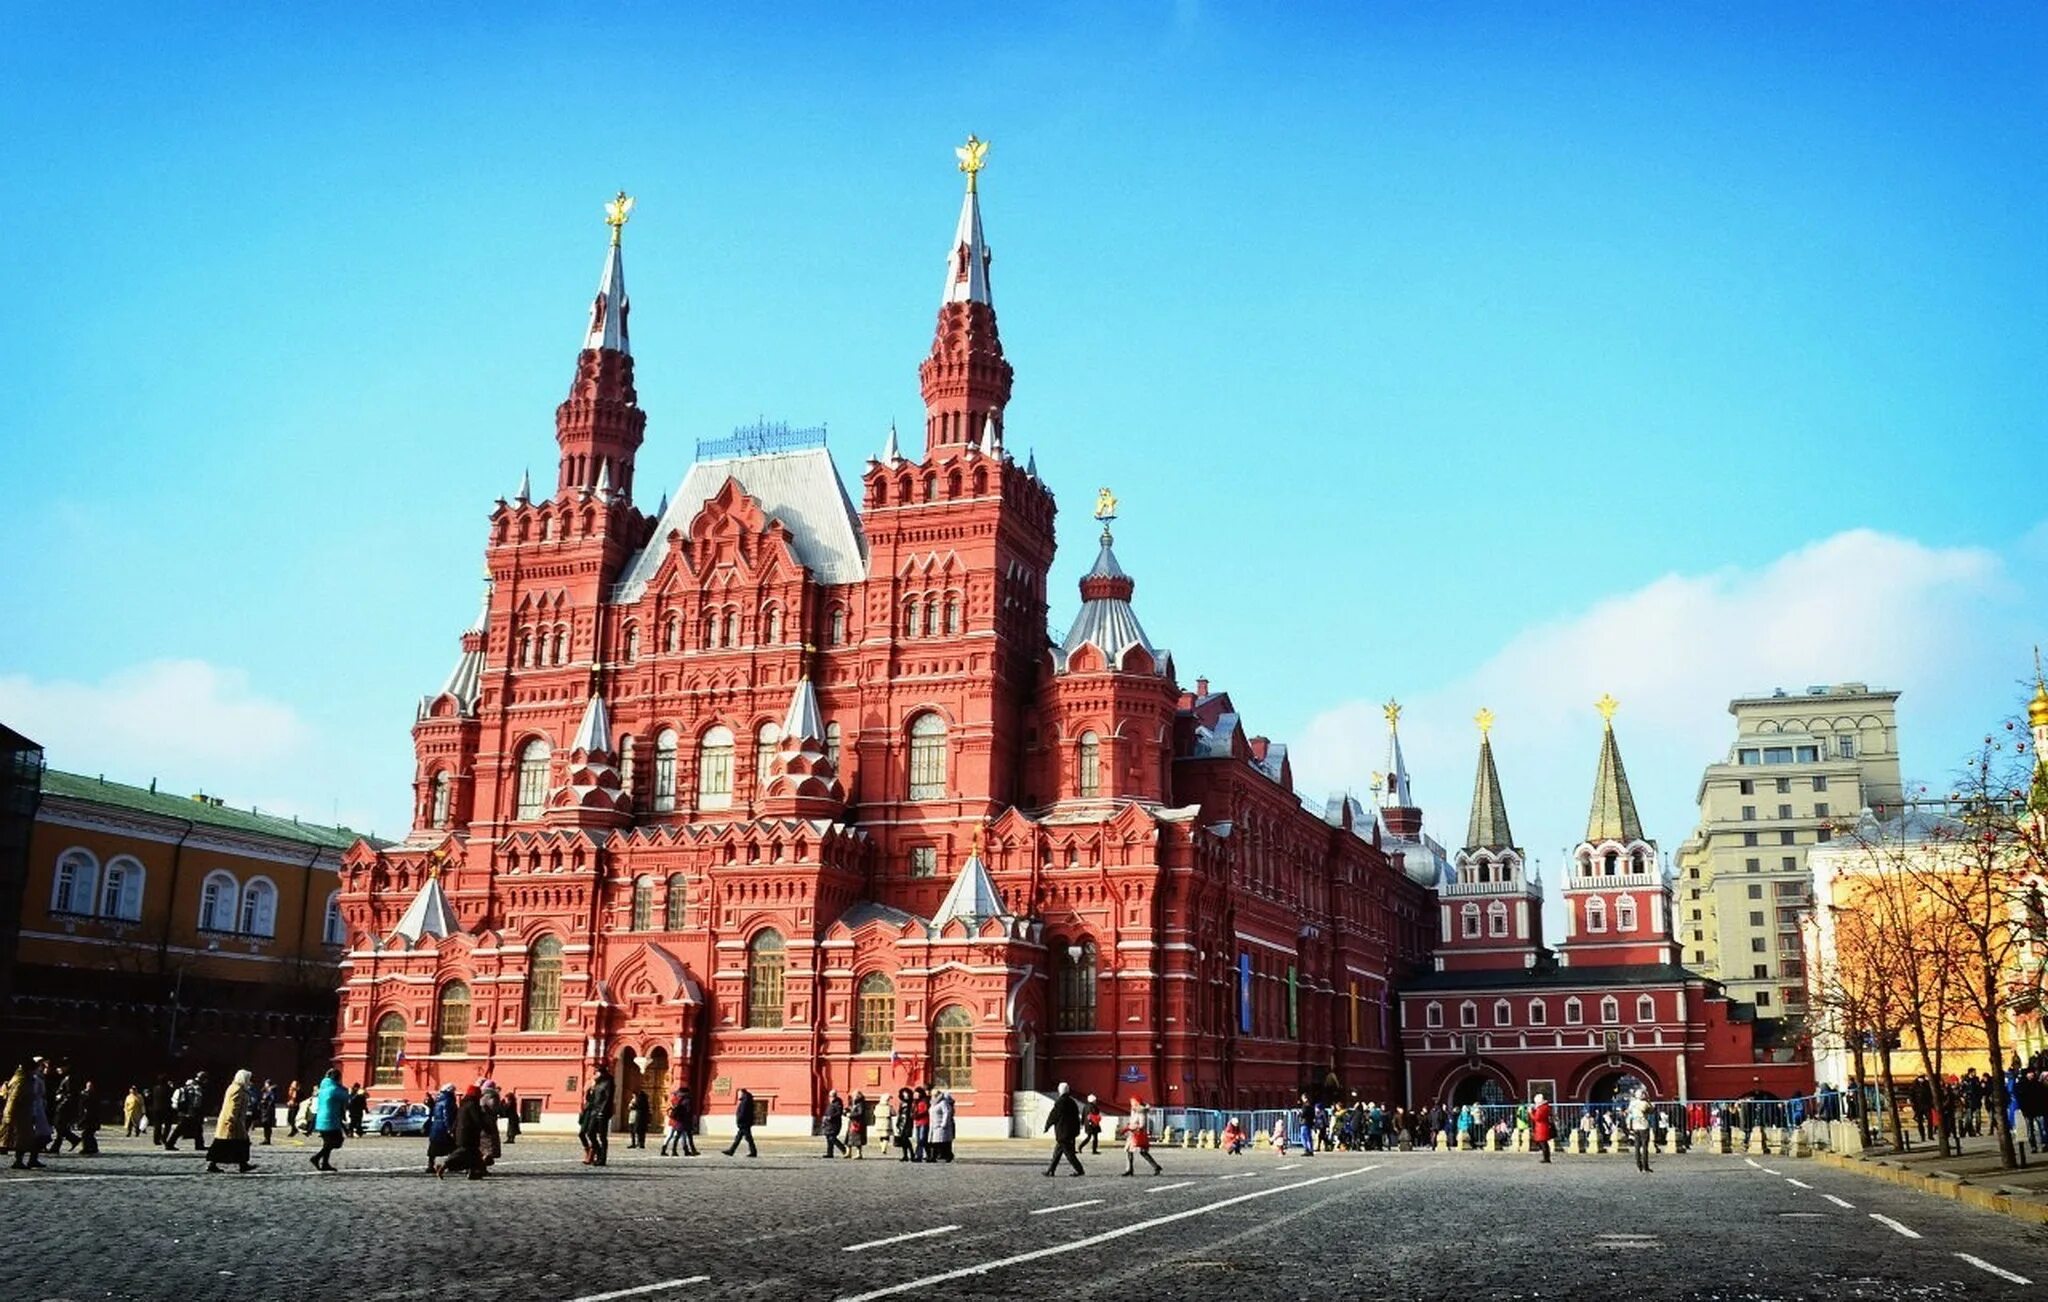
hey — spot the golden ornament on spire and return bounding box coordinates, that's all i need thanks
[955,134,989,193]
[1383,700,1402,729]
[604,190,635,247]
[1094,486,1118,523]
[1475,707,1494,737]
[1595,693,1620,724]
[2029,646,2048,729]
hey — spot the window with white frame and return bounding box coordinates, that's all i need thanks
[1528,999,1547,1026]
[1461,903,1481,938]
[1599,995,1619,1025]
[515,738,551,820]
[50,848,99,916]
[1424,1001,1443,1029]
[1459,1000,1477,1028]
[430,770,454,828]
[756,722,781,786]
[698,726,735,809]
[323,890,345,946]
[1636,994,1655,1023]
[100,856,144,921]
[1585,898,1607,933]
[1077,731,1101,797]
[653,729,678,811]
[1493,999,1511,1027]
[908,712,947,800]
[1564,997,1583,1025]
[1615,897,1637,931]
[238,877,278,937]
[1488,900,1508,937]
[198,871,239,933]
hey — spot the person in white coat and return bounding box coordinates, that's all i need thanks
[930,1090,957,1163]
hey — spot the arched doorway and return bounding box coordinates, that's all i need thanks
[1450,1074,1511,1106]
[1584,1069,1651,1106]
[615,1046,640,1130]
[1017,1032,1037,1093]
[642,1047,669,1114]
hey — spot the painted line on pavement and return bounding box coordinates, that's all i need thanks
[1143,1181,1196,1194]
[1759,1167,1782,1175]
[1822,1194,1855,1209]
[844,1226,960,1254]
[1029,1199,1101,1216]
[1954,1253,2032,1286]
[1276,1163,1301,1171]
[1869,1213,1921,1239]
[835,1165,1381,1302]
[1215,1172,1258,1181]
[1785,1178,1812,1189]
[1744,1158,1760,1168]
[565,1277,710,1302]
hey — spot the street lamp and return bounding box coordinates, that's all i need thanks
[166,939,222,1059]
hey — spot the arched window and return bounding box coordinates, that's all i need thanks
[663,615,681,653]
[1564,997,1584,1026]
[932,1004,973,1090]
[624,623,640,662]
[322,890,345,946]
[430,770,454,828]
[1636,994,1656,1023]
[1494,999,1512,1027]
[50,849,98,916]
[1615,897,1637,931]
[515,738,551,820]
[663,874,687,930]
[238,877,278,937]
[854,972,895,1054]
[653,729,678,812]
[944,595,960,636]
[553,627,569,666]
[1459,1000,1478,1028]
[762,607,782,645]
[824,722,842,770]
[908,712,947,800]
[699,726,735,809]
[631,876,653,931]
[1585,897,1607,933]
[1600,996,1620,1025]
[1425,1001,1443,1029]
[433,981,471,1055]
[618,736,635,796]
[1487,900,1508,938]
[198,870,238,932]
[1055,940,1096,1032]
[1528,999,1547,1026]
[756,722,781,786]
[524,935,563,1031]
[372,1012,407,1085]
[100,857,142,921]
[922,597,938,638]
[720,610,735,648]
[1077,731,1101,797]
[518,629,533,667]
[746,929,786,1029]
[1461,903,1481,939]
[829,607,848,645]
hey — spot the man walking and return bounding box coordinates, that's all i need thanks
[1043,1081,1084,1177]
[1626,1089,1654,1173]
[256,1080,277,1146]
[821,1090,846,1158]
[724,1087,758,1158]
[1530,1092,1552,1164]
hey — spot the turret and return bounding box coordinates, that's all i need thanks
[918,136,1012,457]
[1560,696,1674,967]
[1433,709,1545,971]
[555,191,647,499]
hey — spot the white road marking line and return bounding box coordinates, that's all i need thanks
[1954,1253,2032,1286]
[1029,1200,1101,1216]
[1823,1194,1855,1209]
[1744,1158,1761,1168]
[1276,1163,1301,1170]
[844,1226,961,1253]
[834,1165,1379,1302]
[565,1278,710,1302]
[1869,1213,1921,1239]
[1143,1181,1196,1194]
[1760,1167,1782,1175]
[1215,1172,1258,1181]
[1785,1178,1813,1189]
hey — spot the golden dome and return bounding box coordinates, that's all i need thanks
[2030,678,2048,729]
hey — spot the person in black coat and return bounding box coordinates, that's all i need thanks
[821,1090,846,1159]
[580,1068,615,1167]
[724,1087,758,1157]
[147,1076,174,1147]
[1042,1081,1084,1177]
[440,1086,490,1181]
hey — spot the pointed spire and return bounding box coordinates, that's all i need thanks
[1585,695,1645,843]
[978,413,999,456]
[2029,645,2048,730]
[1465,709,1516,853]
[515,468,531,503]
[427,580,492,716]
[391,869,460,944]
[1025,448,1038,478]
[780,677,825,745]
[570,692,613,757]
[583,191,633,355]
[944,136,992,306]
[932,839,1009,928]
[594,457,612,499]
[654,490,668,518]
[882,421,902,464]
[1381,701,1414,808]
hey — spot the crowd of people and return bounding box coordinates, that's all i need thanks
[1876,1055,2048,1152]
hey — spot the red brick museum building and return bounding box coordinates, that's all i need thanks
[331,151,1440,1133]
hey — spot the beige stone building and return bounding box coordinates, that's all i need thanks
[1675,683,1902,1021]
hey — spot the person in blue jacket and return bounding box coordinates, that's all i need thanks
[309,1068,348,1172]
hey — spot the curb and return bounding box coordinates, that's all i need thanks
[1812,1149,2048,1227]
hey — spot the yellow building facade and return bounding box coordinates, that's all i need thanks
[2,770,374,1090]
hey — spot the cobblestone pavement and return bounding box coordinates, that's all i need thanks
[5,1133,2048,1301]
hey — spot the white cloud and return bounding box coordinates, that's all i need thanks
[1293,528,2017,879]
[0,660,385,832]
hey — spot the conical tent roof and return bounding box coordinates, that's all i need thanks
[1585,720,1645,844]
[392,872,459,944]
[1465,736,1516,853]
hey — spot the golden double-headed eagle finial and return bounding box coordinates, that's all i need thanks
[1475,707,1494,738]
[604,190,635,247]
[1094,486,1118,523]
[1383,700,1401,729]
[956,134,990,193]
[1595,693,1620,724]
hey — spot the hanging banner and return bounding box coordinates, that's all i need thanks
[1287,965,1298,1040]
[1238,952,1253,1033]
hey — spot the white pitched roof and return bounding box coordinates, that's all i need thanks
[582,240,629,355]
[781,678,824,743]
[391,874,459,944]
[943,184,991,306]
[570,693,611,753]
[932,849,1009,928]
[430,584,492,715]
[612,446,869,601]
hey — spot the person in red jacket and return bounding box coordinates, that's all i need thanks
[1530,1093,1553,1165]
[1122,1099,1162,1176]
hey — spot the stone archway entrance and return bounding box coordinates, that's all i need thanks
[642,1046,669,1115]
[1449,1073,1511,1106]
[1583,1068,1651,1106]
[615,1046,640,1130]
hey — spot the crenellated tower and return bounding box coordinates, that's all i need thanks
[556,191,648,499]
[1434,709,1545,971]
[918,135,1013,458]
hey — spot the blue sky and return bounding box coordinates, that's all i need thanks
[2,3,2044,883]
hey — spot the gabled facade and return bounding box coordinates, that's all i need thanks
[332,143,1434,1133]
